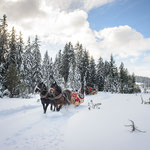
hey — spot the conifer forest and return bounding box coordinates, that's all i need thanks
[0,15,140,97]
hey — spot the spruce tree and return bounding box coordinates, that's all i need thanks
[88,56,97,88]
[108,54,117,93]
[0,15,9,88]
[23,37,33,93]
[60,43,71,88]
[83,50,90,88]
[119,62,128,93]
[75,42,85,89]
[0,15,8,64]
[113,67,119,93]
[32,35,42,91]
[16,31,24,73]
[4,27,21,96]
[58,50,62,76]
[8,27,17,65]
[4,63,21,97]
[42,51,53,89]
[53,53,64,87]
[68,43,81,91]
[96,57,105,91]
[68,44,76,90]
[103,60,110,92]
[131,73,136,93]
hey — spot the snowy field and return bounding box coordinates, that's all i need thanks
[0,92,150,150]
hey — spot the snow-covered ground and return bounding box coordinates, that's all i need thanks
[0,92,150,150]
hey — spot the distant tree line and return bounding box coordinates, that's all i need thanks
[0,15,140,97]
[136,76,150,88]
[53,42,140,94]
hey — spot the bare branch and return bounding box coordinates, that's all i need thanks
[125,120,146,133]
[88,100,101,110]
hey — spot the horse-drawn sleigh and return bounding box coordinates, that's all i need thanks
[35,81,84,113]
[85,87,98,95]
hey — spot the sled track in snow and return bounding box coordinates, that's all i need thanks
[0,105,41,116]
[0,99,87,150]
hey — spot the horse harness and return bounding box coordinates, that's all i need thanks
[39,89,71,104]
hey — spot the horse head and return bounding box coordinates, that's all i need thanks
[35,82,48,94]
[50,81,62,96]
[50,81,57,89]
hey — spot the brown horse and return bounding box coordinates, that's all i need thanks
[50,81,73,111]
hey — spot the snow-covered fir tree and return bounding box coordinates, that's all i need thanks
[119,62,130,93]
[53,50,64,87]
[4,63,21,97]
[107,54,119,93]
[96,57,105,91]
[42,50,53,89]
[4,27,21,96]
[0,15,9,88]
[83,50,90,88]
[0,15,8,64]
[67,43,75,90]
[75,42,85,90]
[88,56,97,88]
[7,27,17,66]
[32,35,42,91]
[16,32,24,73]
[0,14,140,96]
[68,43,81,91]
[60,43,72,88]
[112,67,120,93]
[22,37,34,93]
[103,60,111,92]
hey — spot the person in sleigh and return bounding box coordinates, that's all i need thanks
[71,91,84,106]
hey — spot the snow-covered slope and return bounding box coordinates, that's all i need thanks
[0,92,150,150]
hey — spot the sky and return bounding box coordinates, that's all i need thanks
[0,0,150,77]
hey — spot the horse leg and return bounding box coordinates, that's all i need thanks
[44,103,49,113]
[56,105,62,111]
[52,101,56,111]
[50,103,53,111]
[56,106,59,111]
[42,102,46,114]
[50,102,55,111]
[59,105,62,111]
[55,104,59,111]
[53,104,56,111]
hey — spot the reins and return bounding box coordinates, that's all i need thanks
[39,88,62,101]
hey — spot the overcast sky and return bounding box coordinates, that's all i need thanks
[0,0,150,77]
